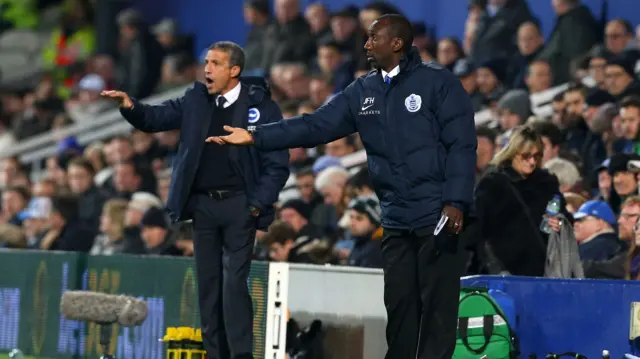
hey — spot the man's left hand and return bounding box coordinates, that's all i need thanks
[442,205,463,234]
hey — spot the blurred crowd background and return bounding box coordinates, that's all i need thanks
[0,0,640,279]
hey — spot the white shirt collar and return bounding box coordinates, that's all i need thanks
[381,65,400,80]
[216,81,241,107]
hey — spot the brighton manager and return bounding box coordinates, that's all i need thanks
[210,15,476,359]
[102,42,289,359]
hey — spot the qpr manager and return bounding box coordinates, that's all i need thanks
[102,42,289,359]
[209,15,477,359]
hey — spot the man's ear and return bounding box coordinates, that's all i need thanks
[392,38,404,53]
[230,65,242,78]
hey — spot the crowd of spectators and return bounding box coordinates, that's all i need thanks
[1,0,640,279]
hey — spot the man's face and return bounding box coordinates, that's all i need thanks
[589,57,608,88]
[598,170,612,196]
[304,4,328,33]
[203,49,240,95]
[349,210,376,237]
[526,62,552,94]
[619,204,640,241]
[605,64,633,96]
[359,9,381,32]
[0,158,18,187]
[331,15,357,42]
[114,163,139,193]
[574,216,606,242]
[476,136,494,171]
[540,136,559,165]
[141,226,166,248]
[437,39,458,66]
[517,23,542,56]
[605,21,631,55]
[111,138,133,162]
[320,184,343,205]
[279,208,306,233]
[613,171,638,196]
[498,109,521,130]
[563,90,585,116]
[621,106,640,140]
[476,68,498,94]
[295,174,315,201]
[2,190,25,217]
[67,165,93,194]
[317,46,342,74]
[364,20,398,69]
[275,0,298,25]
[325,137,353,157]
[309,78,331,106]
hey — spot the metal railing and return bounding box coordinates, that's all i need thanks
[6,85,191,173]
[10,81,570,183]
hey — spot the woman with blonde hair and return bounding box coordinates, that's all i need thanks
[472,126,566,276]
[90,199,145,255]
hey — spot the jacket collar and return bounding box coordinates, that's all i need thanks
[371,46,423,85]
[194,81,268,107]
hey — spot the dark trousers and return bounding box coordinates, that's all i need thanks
[191,193,256,359]
[381,227,463,359]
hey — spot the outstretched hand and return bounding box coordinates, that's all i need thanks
[205,126,254,145]
[100,90,133,109]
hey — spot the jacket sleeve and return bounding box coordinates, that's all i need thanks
[436,72,477,212]
[119,88,189,133]
[251,100,291,211]
[253,81,358,151]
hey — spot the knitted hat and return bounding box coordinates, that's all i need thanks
[585,89,616,108]
[140,207,170,229]
[497,89,531,121]
[607,54,637,78]
[280,199,311,220]
[479,58,507,83]
[348,196,381,227]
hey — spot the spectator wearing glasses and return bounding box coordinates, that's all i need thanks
[618,196,640,243]
[473,126,565,276]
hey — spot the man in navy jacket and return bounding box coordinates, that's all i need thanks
[210,15,477,359]
[102,42,289,359]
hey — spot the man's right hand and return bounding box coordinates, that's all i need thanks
[205,126,254,145]
[101,90,134,109]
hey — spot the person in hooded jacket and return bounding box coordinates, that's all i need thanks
[209,14,476,359]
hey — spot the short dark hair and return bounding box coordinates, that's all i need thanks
[208,41,245,75]
[378,14,413,53]
[620,96,640,111]
[531,121,563,147]
[476,126,497,145]
[263,220,297,246]
[610,18,633,34]
[68,157,96,175]
[5,185,30,202]
[349,167,373,191]
[565,82,587,98]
